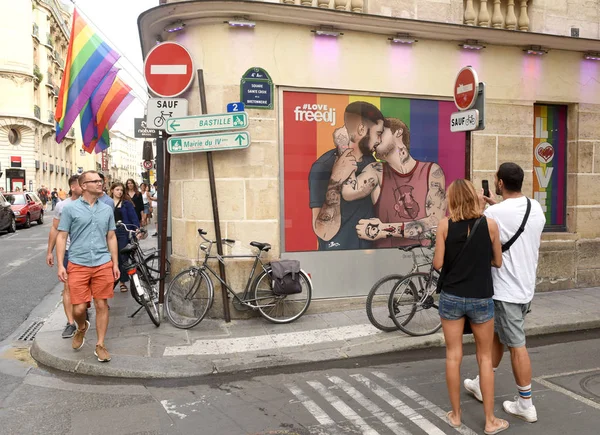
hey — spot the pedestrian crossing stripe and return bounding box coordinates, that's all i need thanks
[287,371,479,435]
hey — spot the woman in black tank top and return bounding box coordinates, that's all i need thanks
[432,179,506,434]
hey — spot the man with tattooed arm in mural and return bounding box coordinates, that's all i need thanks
[309,102,384,250]
[342,117,447,247]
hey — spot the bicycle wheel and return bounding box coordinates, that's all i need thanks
[251,269,312,324]
[365,274,406,332]
[143,252,171,285]
[165,268,214,329]
[131,272,160,327]
[389,272,442,336]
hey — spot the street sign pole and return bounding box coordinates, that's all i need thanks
[198,69,231,323]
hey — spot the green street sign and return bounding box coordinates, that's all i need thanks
[167,131,251,154]
[165,112,248,134]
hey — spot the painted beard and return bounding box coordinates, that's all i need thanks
[358,129,372,156]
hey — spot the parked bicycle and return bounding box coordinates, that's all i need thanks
[165,229,313,329]
[365,230,437,332]
[117,222,169,327]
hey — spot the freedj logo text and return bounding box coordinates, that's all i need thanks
[294,104,336,126]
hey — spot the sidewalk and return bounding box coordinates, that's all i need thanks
[31,239,600,378]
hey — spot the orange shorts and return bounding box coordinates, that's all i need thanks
[67,261,115,305]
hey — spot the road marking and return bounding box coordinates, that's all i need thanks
[328,376,410,435]
[160,399,187,419]
[372,372,478,435]
[534,372,600,411]
[286,383,341,434]
[307,380,379,435]
[163,324,381,356]
[151,65,187,75]
[351,374,446,435]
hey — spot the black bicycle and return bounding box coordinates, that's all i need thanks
[117,222,167,326]
[165,229,313,329]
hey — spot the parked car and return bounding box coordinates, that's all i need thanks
[0,193,16,233]
[5,192,44,228]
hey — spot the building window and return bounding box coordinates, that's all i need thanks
[533,104,567,231]
[8,128,21,145]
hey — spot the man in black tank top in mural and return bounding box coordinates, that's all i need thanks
[309,102,384,251]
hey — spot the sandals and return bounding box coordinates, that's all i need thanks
[484,419,510,435]
[120,283,128,292]
[445,411,461,428]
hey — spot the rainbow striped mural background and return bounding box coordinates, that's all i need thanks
[533,105,567,227]
[282,91,467,252]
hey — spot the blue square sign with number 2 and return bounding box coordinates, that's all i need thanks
[227,102,245,113]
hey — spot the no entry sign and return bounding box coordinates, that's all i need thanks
[454,66,479,111]
[144,42,194,98]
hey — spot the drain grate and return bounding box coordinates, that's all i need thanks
[17,321,44,341]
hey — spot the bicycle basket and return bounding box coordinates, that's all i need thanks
[271,260,302,295]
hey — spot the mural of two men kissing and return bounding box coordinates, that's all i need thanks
[283,91,467,253]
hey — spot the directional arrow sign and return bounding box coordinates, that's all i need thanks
[166,112,248,134]
[167,131,251,154]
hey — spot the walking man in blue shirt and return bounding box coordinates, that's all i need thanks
[56,170,120,362]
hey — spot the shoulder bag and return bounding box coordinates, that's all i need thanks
[501,197,531,252]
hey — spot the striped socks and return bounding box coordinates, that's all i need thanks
[517,384,533,408]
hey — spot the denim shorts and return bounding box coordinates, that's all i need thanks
[438,291,494,324]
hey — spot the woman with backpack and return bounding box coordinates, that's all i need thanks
[433,179,507,435]
[110,182,140,292]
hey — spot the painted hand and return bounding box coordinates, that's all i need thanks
[356,218,383,240]
[331,149,357,185]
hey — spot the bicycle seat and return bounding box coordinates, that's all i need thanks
[119,243,136,255]
[398,243,422,252]
[250,241,271,251]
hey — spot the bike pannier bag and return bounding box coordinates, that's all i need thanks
[271,260,302,295]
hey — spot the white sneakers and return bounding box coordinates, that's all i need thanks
[464,375,483,402]
[464,377,538,423]
[503,396,538,423]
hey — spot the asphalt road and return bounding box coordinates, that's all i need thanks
[0,209,60,341]
[1,328,600,434]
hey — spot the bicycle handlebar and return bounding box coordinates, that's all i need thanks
[116,221,146,236]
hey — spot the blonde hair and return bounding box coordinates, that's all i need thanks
[447,179,482,222]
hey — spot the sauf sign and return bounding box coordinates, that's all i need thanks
[450,66,485,133]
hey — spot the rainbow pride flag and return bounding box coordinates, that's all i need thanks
[80,66,119,145]
[55,9,120,143]
[82,76,134,154]
[282,91,466,252]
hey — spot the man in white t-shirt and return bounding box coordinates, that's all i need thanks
[47,175,84,338]
[464,163,546,423]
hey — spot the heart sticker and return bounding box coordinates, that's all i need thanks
[535,142,555,164]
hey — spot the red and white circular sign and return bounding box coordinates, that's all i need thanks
[453,66,479,111]
[144,42,194,98]
[143,160,153,170]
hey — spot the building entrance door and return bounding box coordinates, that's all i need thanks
[6,169,26,191]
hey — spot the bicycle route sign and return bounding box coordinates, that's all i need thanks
[167,131,251,154]
[450,109,479,132]
[165,111,248,135]
[146,98,189,130]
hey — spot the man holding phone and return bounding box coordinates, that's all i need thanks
[464,163,546,423]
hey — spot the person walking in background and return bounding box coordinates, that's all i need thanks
[58,188,67,201]
[109,182,140,292]
[47,175,82,338]
[464,163,545,423]
[38,186,48,210]
[433,179,507,434]
[56,170,120,363]
[148,182,158,237]
[51,188,58,210]
[125,179,144,224]
[97,173,115,210]
[139,182,149,227]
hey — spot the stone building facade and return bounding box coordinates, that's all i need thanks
[139,0,600,314]
[0,0,76,192]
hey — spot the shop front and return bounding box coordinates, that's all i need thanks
[138,1,600,314]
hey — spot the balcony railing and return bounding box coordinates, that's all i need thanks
[34,105,41,119]
[48,111,55,124]
[32,23,39,38]
[464,0,530,31]
[46,33,54,48]
[46,71,54,89]
[282,0,364,12]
